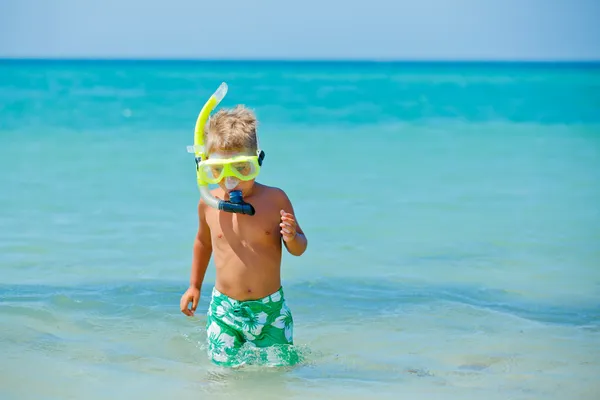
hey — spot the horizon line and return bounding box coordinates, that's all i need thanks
[1,56,599,64]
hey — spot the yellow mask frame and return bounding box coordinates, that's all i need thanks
[196,154,261,185]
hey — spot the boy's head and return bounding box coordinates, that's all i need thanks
[204,105,260,194]
[205,105,258,156]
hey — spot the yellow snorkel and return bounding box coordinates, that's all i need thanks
[188,82,257,216]
[192,83,227,161]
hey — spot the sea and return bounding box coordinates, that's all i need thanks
[1,60,599,400]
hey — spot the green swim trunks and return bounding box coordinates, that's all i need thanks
[205,286,294,367]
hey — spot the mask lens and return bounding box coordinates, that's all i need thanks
[210,165,224,178]
[200,164,223,183]
[232,161,256,177]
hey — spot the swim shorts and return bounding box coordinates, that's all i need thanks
[205,286,294,367]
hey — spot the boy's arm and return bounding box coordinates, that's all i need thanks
[278,189,308,257]
[181,199,212,316]
[190,199,213,289]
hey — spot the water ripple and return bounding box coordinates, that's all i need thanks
[1,278,597,328]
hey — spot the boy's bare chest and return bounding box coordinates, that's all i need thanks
[207,207,281,246]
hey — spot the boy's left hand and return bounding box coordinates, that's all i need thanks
[280,210,297,242]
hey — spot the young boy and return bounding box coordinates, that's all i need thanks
[179,105,308,367]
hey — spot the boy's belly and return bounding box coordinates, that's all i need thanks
[212,242,283,301]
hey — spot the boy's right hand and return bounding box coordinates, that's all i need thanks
[180,287,200,316]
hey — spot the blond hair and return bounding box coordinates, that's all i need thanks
[205,105,258,155]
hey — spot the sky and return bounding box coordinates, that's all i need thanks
[1,0,599,60]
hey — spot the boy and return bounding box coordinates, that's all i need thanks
[179,105,308,367]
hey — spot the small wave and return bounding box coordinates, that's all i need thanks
[1,278,598,328]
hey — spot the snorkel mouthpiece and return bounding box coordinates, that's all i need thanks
[219,190,255,215]
[189,82,259,216]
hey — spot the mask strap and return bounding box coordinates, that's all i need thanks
[256,131,265,166]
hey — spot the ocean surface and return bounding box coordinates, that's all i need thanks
[1,60,599,399]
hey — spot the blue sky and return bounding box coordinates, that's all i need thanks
[1,0,598,60]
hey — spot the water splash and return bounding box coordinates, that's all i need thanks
[232,343,309,368]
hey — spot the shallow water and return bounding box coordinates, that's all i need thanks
[1,60,599,399]
[1,279,598,399]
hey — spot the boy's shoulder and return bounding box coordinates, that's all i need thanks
[255,183,290,203]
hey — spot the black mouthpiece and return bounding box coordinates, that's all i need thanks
[229,190,244,204]
[218,190,255,216]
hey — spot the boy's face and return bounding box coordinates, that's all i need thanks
[208,148,257,195]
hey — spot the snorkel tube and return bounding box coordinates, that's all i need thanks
[190,82,256,216]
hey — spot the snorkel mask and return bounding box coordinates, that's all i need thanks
[187,82,265,216]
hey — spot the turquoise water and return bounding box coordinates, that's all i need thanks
[1,60,599,399]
